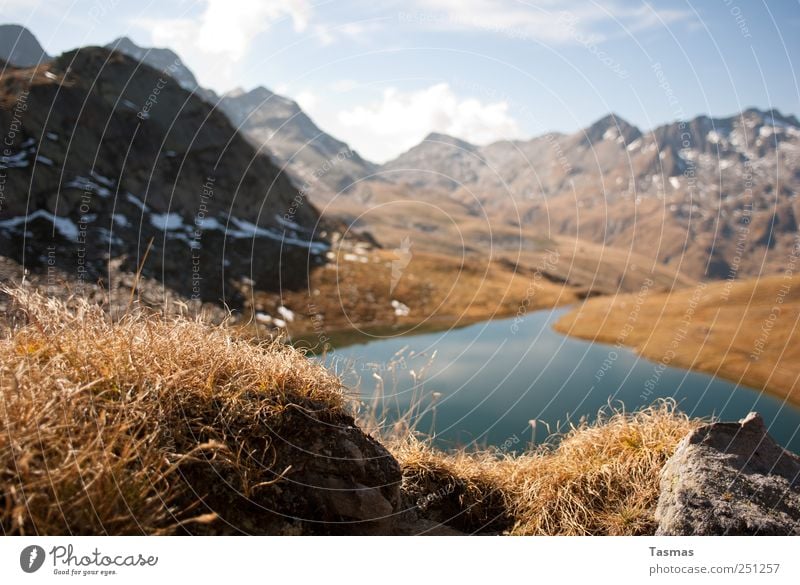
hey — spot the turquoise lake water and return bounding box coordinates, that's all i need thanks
[318,308,800,452]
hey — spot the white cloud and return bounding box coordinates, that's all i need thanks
[338,21,381,39]
[134,0,311,90]
[405,0,693,44]
[295,90,318,112]
[311,19,384,47]
[330,79,360,93]
[312,24,337,46]
[338,83,522,162]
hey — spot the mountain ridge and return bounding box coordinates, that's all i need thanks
[6,24,797,191]
[101,34,377,201]
[380,107,798,169]
[372,105,800,281]
[3,24,798,285]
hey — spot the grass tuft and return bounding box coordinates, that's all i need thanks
[388,401,700,535]
[0,287,346,535]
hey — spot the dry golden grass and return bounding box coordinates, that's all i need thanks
[250,246,580,341]
[506,402,699,535]
[388,401,699,535]
[554,275,800,405]
[0,286,346,535]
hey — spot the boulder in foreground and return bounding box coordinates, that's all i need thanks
[655,412,800,535]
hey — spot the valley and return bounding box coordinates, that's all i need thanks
[2,29,798,403]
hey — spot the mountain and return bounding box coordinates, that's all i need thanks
[106,36,200,91]
[218,87,377,200]
[376,109,800,280]
[0,46,328,304]
[582,113,642,146]
[378,112,655,200]
[379,132,484,190]
[105,36,376,201]
[0,24,50,67]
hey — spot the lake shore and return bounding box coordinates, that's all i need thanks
[553,275,800,408]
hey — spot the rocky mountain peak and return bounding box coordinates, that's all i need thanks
[742,107,799,127]
[106,36,199,91]
[224,86,301,117]
[423,132,478,151]
[0,23,50,67]
[217,86,375,197]
[583,113,642,145]
[105,36,143,57]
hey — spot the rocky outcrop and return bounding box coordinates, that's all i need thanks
[0,46,328,304]
[655,412,800,535]
[274,413,402,535]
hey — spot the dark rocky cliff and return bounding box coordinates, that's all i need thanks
[0,46,328,304]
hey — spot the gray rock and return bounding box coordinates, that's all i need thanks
[655,412,800,535]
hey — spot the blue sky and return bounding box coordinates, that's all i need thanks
[2,0,799,162]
